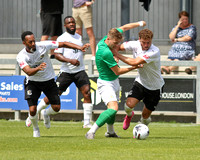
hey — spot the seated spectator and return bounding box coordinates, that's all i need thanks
[161,11,197,74]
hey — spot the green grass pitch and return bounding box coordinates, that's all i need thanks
[0,120,199,160]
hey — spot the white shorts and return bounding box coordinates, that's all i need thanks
[97,78,120,105]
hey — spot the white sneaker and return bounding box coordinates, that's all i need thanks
[33,128,40,137]
[140,117,151,126]
[41,109,50,129]
[85,132,95,139]
[83,123,93,128]
[25,117,32,127]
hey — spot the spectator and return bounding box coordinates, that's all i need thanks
[161,11,197,74]
[40,0,63,58]
[72,0,96,60]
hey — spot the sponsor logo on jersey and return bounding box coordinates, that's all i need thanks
[143,54,150,59]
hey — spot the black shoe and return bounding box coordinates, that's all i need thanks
[105,132,120,138]
[185,68,192,74]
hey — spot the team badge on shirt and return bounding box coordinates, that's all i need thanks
[27,90,32,95]
[143,55,150,59]
[19,61,25,68]
[56,82,60,88]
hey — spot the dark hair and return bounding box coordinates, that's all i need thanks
[179,11,189,18]
[64,16,74,24]
[21,31,33,41]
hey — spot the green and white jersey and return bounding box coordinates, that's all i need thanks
[95,28,123,81]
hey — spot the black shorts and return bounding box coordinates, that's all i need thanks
[127,81,163,111]
[24,78,60,106]
[40,11,62,37]
[56,71,90,92]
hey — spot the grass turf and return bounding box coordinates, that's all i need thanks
[0,120,199,160]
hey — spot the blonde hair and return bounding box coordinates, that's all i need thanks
[108,28,123,41]
[139,29,153,40]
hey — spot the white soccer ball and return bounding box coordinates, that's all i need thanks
[133,124,149,140]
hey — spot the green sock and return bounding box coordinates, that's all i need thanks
[107,112,116,125]
[96,109,117,127]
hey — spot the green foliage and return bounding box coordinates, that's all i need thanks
[0,120,199,160]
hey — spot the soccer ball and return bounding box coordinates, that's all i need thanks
[133,124,149,140]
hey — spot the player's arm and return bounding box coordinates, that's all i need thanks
[58,42,90,52]
[113,44,146,66]
[117,52,146,66]
[54,53,80,66]
[111,64,142,76]
[119,21,146,32]
[22,62,46,76]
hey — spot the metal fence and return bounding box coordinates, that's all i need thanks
[1,0,199,45]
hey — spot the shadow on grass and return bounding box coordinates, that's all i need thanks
[115,136,185,140]
[149,136,185,140]
[41,135,82,138]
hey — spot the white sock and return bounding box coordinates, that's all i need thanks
[107,124,115,134]
[124,104,133,116]
[88,123,99,134]
[37,99,49,113]
[45,107,58,116]
[83,103,93,125]
[140,116,151,126]
[29,114,38,130]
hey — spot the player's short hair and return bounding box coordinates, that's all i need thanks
[21,31,33,41]
[139,29,153,40]
[108,28,123,41]
[64,16,74,24]
[179,11,189,18]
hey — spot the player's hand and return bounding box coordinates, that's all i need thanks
[139,21,146,27]
[113,56,119,63]
[111,47,119,56]
[38,62,46,71]
[142,21,146,27]
[81,43,90,52]
[132,64,143,69]
[69,59,80,66]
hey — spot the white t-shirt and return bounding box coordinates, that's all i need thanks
[54,32,85,73]
[123,40,165,90]
[16,41,59,82]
